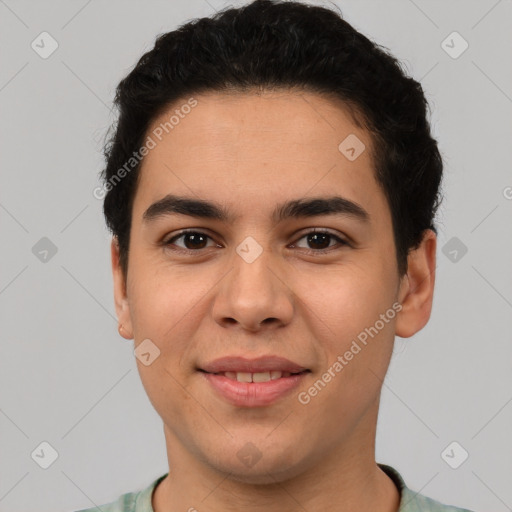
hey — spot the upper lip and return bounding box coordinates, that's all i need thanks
[199,356,309,374]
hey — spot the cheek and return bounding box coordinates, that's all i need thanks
[301,262,396,341]
[136,358,198,433]
[299,263,398,406]
[298,278,396,435]
[128,261,208,336]
[127,265,222,391]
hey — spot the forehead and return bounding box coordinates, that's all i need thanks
[134,90,388,224]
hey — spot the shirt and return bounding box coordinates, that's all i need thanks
[74,463,476,512]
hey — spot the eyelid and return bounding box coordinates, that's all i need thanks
[163,227,350,254]
[292,227,349,243]
[163,228,220,248]
[290,228,350,252]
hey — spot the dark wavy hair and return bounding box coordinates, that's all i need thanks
[101,0,443,279]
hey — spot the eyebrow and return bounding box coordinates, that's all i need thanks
[142,194,370,225]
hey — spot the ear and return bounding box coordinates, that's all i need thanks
[395,229,437,338]
[111,238,134,339]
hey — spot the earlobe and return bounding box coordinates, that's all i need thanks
[111,238,134,339]
[395,229,437,339]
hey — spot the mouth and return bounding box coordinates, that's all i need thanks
[198,369,310,382]
[197,355,311,407]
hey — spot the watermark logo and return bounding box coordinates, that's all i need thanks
[31,441,59,469]
[32,237,58,263]
[237,442,263,467]
[442,236,468,263]
[31,32,59,59]
[441,441,469,469]
[134,338,161,366]
[236,236,263,264]
[338,134,365,161]
[441,31,469,60]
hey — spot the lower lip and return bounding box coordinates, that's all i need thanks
[201,371,308,407]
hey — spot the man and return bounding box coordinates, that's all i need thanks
[78,1,475,510]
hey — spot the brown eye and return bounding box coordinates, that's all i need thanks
[164,231,216,251]
[305,232,331,250]
[291,230,348,254]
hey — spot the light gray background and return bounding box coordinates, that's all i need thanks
[1,1,511,511]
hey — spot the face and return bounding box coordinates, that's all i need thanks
[112,90,435,483]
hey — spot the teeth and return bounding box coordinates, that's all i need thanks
[253,372,271,382]
[218,371,294,382]
[236,372,252,383]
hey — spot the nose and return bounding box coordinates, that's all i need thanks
[211,243,294,333]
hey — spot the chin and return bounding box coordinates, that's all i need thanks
[215,463,307,486]
[202,444,309,485]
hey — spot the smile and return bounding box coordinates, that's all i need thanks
[211,370,305,382]
[199,369,310,407]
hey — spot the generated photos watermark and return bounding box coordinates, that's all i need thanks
[93,97,198,200]
[298,301,403,405]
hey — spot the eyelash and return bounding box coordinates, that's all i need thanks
[162,228,350,256]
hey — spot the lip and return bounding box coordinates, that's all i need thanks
[201,371,308,407]
[198,355,310,407]
[199,355,308,374]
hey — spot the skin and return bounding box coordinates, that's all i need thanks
[111,90,436,512]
